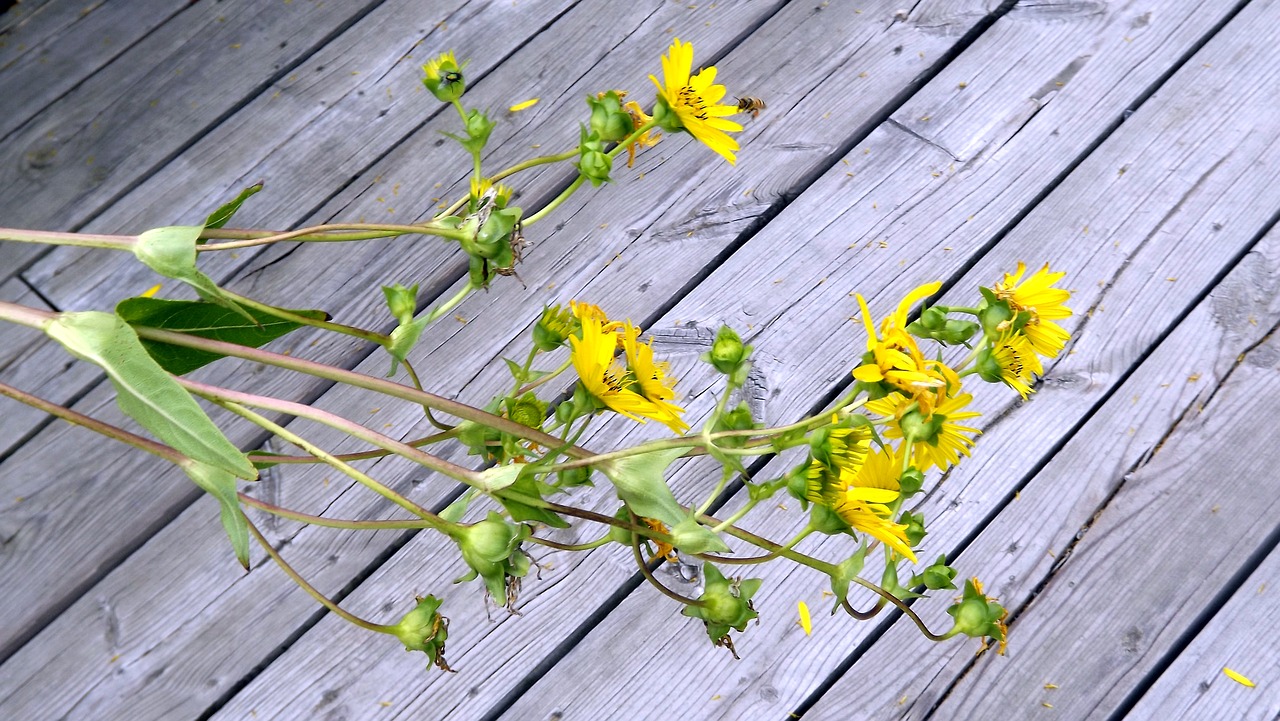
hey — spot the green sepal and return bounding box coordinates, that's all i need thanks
[203,182,264,232]
[497,475,570,529]
[133,226,254,323]
[910,554,958,591]
[599,447,688,527]
[828,545,867,611]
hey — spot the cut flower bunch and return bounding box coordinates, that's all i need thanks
[0,38,1073,669]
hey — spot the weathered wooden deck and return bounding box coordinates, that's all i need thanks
[2,0,1279,718]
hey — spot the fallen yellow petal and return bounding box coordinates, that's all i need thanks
[141,283,162,298]
[798,601,812,636]
[1223,667,1255,687]
[508,98,540,112]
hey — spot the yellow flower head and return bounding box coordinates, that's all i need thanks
[990,330,1044,399]
[993,262,1072,359]
[623,100,662,167]
[852,282,955,413]
[804,422,873,505]
[868,392,981,472]
[422,50,465,102]
[834,498,917,562]
[568,307,688,434]
[649,38,743,165]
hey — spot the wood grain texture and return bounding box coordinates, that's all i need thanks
[1127,531,1280,721]
[0,2,813,717]
[498,1,1280,718]
[212,1,1268,719]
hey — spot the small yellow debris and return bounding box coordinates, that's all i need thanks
[109,654,121,664]
[711,695,722,701]
[1166,277,1176,282]
[229,43,242,49]
[379,701,393,707]
[141,283,163,298]
[777,503,789,511]
[509,98,540,112]
[1259,583,1267,593]
[1211,505,1220,513]
[1223,667,1255,687]
[859,71,869,78]
[455,314,467,323]
[1044,683,1058,690]
[898,695,908,705]
[957,81,968,89]
[821,590,833,598]
[1042,702,1054,708]
[919,115,931,122]
[798,601,812,636]
[1188,373,1201,382]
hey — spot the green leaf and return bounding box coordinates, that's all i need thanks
[133,226,254,322]
[668,515,730,554]
[599,447,689,527]
[45,311,257,480]
[116,297,327,375]
[203,182,264,232]
[502,357,526,383]
[475,463,524,492]
[182,460,250,568]
[498,476,570,528]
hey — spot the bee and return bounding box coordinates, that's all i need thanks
[735,95,766,118]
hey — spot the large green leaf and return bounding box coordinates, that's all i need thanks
[117,297,327,375]
[204,182,263,232]
[601,447,729,553]
[183,460,251,568]
[133,226,253,321]
[45,311,257,481]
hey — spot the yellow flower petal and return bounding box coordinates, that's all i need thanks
[508,98,539,112]
[1223,667,1255,687]
[798,601,812,636]
[140,283,162,298]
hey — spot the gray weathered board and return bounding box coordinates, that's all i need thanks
[2,1,1278,719]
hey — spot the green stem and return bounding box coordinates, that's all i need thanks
[523,175,585,226]
[400,359,456,432]
[246,516,395,633]
[526,534,612,552]
[128,325,592,459]
[180,378,481,488]
[419,282,476,326]
[707,515,836,575]
[606,118,660,160]
[210,398,449,525]
[0,301,55,330]
[708,498,759,534]
[239,493,439,530]
[696,526,814,565]
[491,148,578,181]
[221,289,390,346]
[696,466,733,517]
[630,511,704,607]
[851,577,948,641]
[0,381,185,465]
[517,357,572,395]
[246,427,460,466]
[196,223,466,252]
[841,596,887,621]
[0,227,136,251]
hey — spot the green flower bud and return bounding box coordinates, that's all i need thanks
[898,466,925,497]
[682,564,762,657]
[901,510,927,547]
[464,108,495,150]
[977,287,1015,337]
[710,402,756,450]
[608,506,634,546]
[422,51,465,103]
[908,307,981,345]
[557,465,594,489]
[389,595,453,671]
[577,126,613,187]
[947,578,1008,653]
[898,407,944,446]
[702,325,752,385]
[450,512,530,607]
[910,554,958,591]
[809,502,850,536]
[533,304,576,351]
[587,90,635,142]
[381,283,419,325]
[505,392,547,429]
[974,345,1004,385]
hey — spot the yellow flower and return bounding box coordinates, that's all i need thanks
[832,497,916,562]
[649,38,742,165]
[852,282,955,414]
[804,423,873,505]
[993,262,1072,359]
[868,392,981,472]
[623,100,661,167]
[422,50,465,102]
[620,321,689,434]
[991,330,1043,399]
[568,307,688,434]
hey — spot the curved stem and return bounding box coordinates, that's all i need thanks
[246,517,395,633]
[400,359,457,432]
[246,427,460,466]
[419,282,476,326]
[841,596,887,621]
[630,512,704,607]
[517,357,572,395]
[526,534,612,552]
[851,577,948,640]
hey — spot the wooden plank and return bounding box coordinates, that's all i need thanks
[1127,541,1280,721]
[0,0,582,662]
[0,1,828,716]
[0,0,389,269]
[925,250,1280,719]
[496,2,1280,718]
[207,1,1269,719]
[0,278,99,458]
